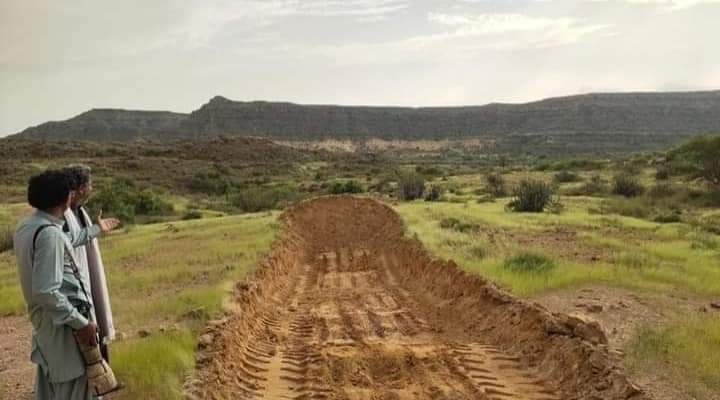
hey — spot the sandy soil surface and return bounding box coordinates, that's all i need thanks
[0,316,33,400]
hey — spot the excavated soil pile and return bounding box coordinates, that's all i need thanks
[186,196,648,400]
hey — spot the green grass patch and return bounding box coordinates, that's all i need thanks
[626,314,720,399]
[503,253,556,273]
[111,330,195,400]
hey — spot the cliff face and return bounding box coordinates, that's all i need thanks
[11,91,720,146]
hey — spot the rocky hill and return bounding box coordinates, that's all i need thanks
[10,91,720,152]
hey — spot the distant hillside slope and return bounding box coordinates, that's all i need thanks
[11,91,720,145]
[15,109,187,142]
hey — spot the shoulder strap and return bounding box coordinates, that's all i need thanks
[32,224,55,254]
[31,223,92,304]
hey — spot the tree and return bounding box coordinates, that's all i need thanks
[670,135,720,186]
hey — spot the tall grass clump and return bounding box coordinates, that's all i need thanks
[553,170,580,183]
[439,217,479,233]
[112,330,195,400]
[504,253,556,273]
[0,228,12,253]
[507,179,560,213]
[612,174,645,198]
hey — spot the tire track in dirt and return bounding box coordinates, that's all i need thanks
[186,196,648,400]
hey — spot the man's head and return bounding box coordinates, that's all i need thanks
[64,164,93,207]
[27,170,73,213]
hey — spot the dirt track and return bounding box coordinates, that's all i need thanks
[186,196,648,400]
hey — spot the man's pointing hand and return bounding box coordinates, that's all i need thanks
[97,210,120,233]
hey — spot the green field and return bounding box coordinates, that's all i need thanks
[0,210,278,399]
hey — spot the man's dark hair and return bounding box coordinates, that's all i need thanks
[27,170,72,211]
[64,164,92,190]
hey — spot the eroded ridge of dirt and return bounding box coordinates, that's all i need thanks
[186,196,648,400]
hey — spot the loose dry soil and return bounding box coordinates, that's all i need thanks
[187,196,647,400]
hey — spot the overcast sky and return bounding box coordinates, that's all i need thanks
[1,0,718,136]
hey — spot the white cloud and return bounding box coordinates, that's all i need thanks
[588,0,720,11]
[424,12,611,48]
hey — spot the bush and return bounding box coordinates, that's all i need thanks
[329,180,364,195]
[486,173,507,197]
[669,135,720,187]
[88,182,174,224]
[507,179,558,213]
[655,166,670,180]
[424,186,442,201]
[553,170,580,183]
[504,253,556,273]
[612,174,645,198]
[181,210,203,220]
[135,190,173,216]
[398,172,425,200]
[87,183,137,223]
[653,210,681,223]
[230,186,300,213]
[187,171,230,195]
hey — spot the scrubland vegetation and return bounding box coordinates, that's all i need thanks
[0,134,718,399]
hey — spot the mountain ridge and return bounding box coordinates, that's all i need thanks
[10,90,720,149]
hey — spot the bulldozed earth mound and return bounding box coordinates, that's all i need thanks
[186,196,648,400]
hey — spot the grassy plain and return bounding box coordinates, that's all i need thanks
[1,150,719,398]
[0,210,278,399]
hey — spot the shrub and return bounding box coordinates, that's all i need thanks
[554,170,580,183]
[653,210,681,223]
[507,179,558,213]
[329,180,364,195]
[135,190,173,216]
[612,174,645,198]
[88,183,174,224]
[398,172,425,200]
[486,173,507,197]
[669,134,720,187]
[230,186,301,213]
[504,253,556,273]
[87,183,137,223]
[181,210,203,220]
[187,171,230,195]
[424,185,442,201]
[655,166,670,180]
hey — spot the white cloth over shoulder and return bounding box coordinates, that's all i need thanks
[64,208,116,342]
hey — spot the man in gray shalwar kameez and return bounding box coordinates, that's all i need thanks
[14,170,119,400]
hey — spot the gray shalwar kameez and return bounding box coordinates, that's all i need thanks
[14,210,100,400]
